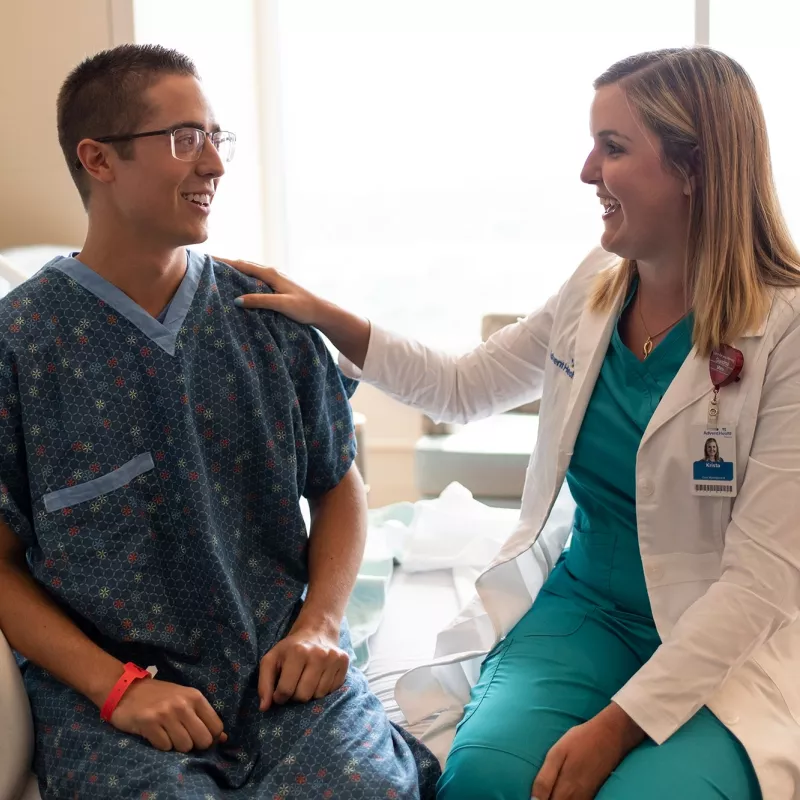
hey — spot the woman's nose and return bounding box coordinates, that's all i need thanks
[580,151,600,185]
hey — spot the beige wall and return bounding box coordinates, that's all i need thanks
[0,0,121,248]
[0,0,421,505]
[352,384,421,507]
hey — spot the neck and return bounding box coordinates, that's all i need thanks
[635,255,689,321]
[77,214,188,317]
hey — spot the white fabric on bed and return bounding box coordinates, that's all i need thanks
[349,484,517,670]
[363,568,460,739]
[0,630,34,800]
[355,485,519,736]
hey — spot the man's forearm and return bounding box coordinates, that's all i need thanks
[295,465,367,635]
[0,551,124,708]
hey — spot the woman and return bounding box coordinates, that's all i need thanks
[226,48,800,799]
[703,437,723,462]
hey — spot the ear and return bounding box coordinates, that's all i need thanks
[75,139,116,187]
[682,146,702,196]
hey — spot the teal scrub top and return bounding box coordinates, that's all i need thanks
[440,293,762,800]
[560,289,694,619]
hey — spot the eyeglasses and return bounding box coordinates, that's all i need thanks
[74,127,236,169]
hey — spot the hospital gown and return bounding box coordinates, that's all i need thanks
[0,252,439,799]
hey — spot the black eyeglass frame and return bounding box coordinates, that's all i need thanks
[73,126,236,170]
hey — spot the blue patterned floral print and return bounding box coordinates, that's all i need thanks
[0,252,439,799]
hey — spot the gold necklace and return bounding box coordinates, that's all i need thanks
[637,295,688,359]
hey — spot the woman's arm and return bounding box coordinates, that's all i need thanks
[224,259,562,425]
[342,310,558,424]
[614,314,800,744]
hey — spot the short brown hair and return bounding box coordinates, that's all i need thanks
[57,44,199,208]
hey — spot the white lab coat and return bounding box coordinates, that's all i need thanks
[340,246,800,798]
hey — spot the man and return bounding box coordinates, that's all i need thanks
[0,44,439,798]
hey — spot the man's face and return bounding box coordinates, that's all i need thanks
[105,74,225,247]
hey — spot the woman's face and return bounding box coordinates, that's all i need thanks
[580,84,692,263]
[706,440,718,459]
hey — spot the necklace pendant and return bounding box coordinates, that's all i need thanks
[643,338,653,359]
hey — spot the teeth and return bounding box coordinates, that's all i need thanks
[600,197,619,214]
[183,193,212,205]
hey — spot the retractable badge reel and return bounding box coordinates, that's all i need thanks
[692,345,743,497]
[707,344,744,425]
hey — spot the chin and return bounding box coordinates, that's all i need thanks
[180,225,210,246]
[600,231,638,261]
[600,232,623,258]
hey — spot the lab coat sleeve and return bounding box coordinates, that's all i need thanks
[613,315,800,744]
[338,292,560,425]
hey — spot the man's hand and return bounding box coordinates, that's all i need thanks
[258,625,350,711]
[531,704,645,800]
[110,678,227,753]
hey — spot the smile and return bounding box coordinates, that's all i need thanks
[598,195,620,219]
[181,192,213,208]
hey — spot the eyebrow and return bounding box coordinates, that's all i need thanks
[596,129,633,142]
[171,120,222,134]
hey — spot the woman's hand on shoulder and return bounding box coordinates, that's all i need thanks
[217,256,371,368]
[215,257,324,326]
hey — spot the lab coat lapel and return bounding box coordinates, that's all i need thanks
[640,346,708,446]
[641,301,771,447]
[559,295,622,458]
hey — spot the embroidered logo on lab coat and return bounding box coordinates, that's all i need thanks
[549,352,575,379]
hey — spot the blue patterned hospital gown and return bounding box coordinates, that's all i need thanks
[0,252,439,799]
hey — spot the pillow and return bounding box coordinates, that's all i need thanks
[0,629,34,800]
[0,255,29,293]
[0,245,76,276]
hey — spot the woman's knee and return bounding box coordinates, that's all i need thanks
[437,745,538,800]
[596,725,761,800]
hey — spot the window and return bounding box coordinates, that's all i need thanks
[709,1,800,236]
[277,1,694,349]
[133,0,267,261]
[133,2,800,351]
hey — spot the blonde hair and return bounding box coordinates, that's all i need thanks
[590,48,800,355]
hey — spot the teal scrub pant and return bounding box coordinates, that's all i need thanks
[437,568,762,800]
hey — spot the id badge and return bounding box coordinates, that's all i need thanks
[691,426,737,497]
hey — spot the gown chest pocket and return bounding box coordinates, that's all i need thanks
[42,453,155,513]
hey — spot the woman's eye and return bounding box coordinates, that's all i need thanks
[606,141,623,156]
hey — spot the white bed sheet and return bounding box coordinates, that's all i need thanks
[362,567,460,739]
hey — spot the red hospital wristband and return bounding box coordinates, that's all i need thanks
[100,662,152,722]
